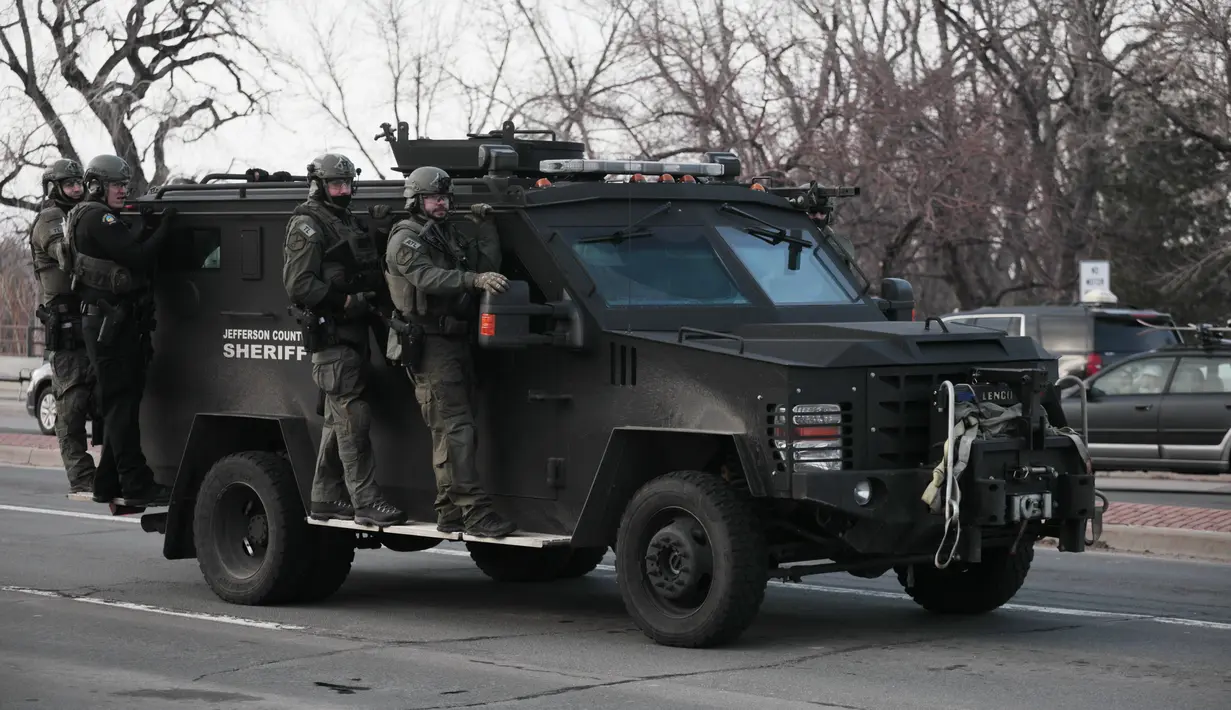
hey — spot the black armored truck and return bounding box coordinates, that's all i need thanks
[125,121,1099,648]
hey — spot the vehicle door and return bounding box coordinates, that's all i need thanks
[1082,355,1176,464]
[1157,355,1231,471]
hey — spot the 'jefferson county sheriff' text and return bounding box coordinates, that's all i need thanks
[222,328,308,361]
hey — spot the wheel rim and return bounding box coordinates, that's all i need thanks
[39,393,56,431]
[637,506,715,618]
[213,482,270,580]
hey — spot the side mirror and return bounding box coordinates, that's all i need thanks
[478,280,586,349]
[876,277,915,322]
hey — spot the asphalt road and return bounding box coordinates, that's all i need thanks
[1,464,1229,709]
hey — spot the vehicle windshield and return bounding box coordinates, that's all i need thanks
[563,225,752,307]
[1094,317,1179,352]
[713,225,860,306]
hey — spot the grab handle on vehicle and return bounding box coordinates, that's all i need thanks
[677,327,745,353]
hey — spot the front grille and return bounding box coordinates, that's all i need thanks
[865,367,971,469]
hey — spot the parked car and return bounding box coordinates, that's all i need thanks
[23,360,55,436]
[1058,335,1231,474]
[941,293,1179,381]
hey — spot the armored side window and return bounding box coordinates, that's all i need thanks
[163,227,222,271]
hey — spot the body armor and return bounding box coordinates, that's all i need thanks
[385,217,474,324]
[62,201,146,295]
[29,205,75,301]
[290,200,382,352]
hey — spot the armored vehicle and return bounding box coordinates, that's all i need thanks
[126,120,1098,648]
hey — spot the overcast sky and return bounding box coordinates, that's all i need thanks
[1,0,620,203]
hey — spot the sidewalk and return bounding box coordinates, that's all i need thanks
[0,432,1228,562]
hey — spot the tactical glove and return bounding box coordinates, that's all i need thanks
[369,204,391,219]
[467,203,493,222]
[344,292,372,318]
[474,272,509,294]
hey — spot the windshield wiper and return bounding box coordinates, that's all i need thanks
[718,203,812,269]
[576,227,653,245]
[578,202,673,245]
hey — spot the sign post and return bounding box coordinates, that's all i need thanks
[1079,260,1111,301]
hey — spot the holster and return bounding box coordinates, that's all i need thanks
[400,322,426,374]
[37,304,82,352]
[84,301,129,347]
[290,304,341,354]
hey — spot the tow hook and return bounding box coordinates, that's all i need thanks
[1085,490,1109,545]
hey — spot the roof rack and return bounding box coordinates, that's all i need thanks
[1138,320,1231,350]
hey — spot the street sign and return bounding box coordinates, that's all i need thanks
[1080,260,1110,294]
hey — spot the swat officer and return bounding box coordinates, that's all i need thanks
[384,166,517,538]
[282,153,406,528]
[63,154,175,506]
[29,158,94,493]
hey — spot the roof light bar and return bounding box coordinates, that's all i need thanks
[538,159,726,177]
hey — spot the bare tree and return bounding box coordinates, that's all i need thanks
[0,0,273,204]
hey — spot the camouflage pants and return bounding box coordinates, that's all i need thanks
[50,347,96,491]
[409,335,494,525]
[310,343,381,508]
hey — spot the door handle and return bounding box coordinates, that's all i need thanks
[1135,404,1152,411]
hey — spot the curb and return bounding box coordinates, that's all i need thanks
[1089,524,1231,562]
[0,444,97,469]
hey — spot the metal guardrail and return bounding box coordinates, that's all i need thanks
[0,323,44,358]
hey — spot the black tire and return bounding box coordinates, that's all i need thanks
[557,546,608,579]
[895,542,1034,614]
[615,470,768,648]
[289,527,356,603]
[466,542,573,582]
[193,451,313,605]
[36,385,56,436]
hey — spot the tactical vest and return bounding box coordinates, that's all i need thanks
[29,204,74,302]
[63,201,147,296]
[292,200,381,290]
[385,217,472,319]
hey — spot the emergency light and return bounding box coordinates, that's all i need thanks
[537,159,727,177]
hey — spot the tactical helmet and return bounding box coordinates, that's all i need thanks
[306,153,360,208]
[403,166,453,212]
[41,158,84,204]
[83,154,132,199]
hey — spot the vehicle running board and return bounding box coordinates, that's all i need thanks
[65,492,168,515]
[305,517,573,548]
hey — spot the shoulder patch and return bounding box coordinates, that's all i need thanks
[298,222,316,237]
[101,213,116,225]
[401,235,422,252]
[48,223,63,236]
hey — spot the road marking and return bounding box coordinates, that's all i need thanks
[425,548,1231,631]
[0,503,142,523]
[5,505,1230,633]
[0,586,308,631]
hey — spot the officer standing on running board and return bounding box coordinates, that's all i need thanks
[282,153,406,528]
[63,155,176,506]
[28,158,95,493]
[384,166,517,538]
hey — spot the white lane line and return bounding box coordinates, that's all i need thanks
[0,586,308,631]
[5,505,1229,633]
[0,503,142,523]
[424,548,1231,631]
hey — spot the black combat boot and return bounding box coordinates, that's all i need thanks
[464,510,517,538]
[436,513,464,534]
[310,500,355,521]
[354,499,406,528]
[123,482,171,507]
